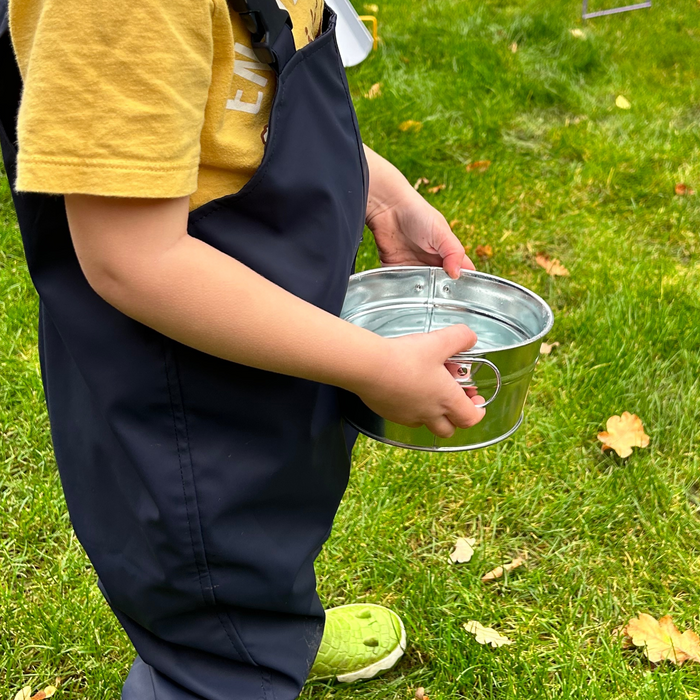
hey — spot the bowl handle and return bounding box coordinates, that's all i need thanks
[450,357,502,409]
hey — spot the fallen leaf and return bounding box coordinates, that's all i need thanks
[449,219,462,229]
[570,28,585,38]
[481,554,528,582]
[540,341,560,355]
[675,183,696,196]
[466,160,491,173]
[427,184,446,194]
[413,177,430,191]
[14,689,32,700]
[449,537,476,564]
[30,687,57,700]
[364,3,379,11]
[464,621,513,647]
[535,254,570,277]
[415,689,426,700]
[399,120,423,133]
[365,82,382,99]
[509,42,518,53]
[615,95,631,110]
[475,244,493,260]
[622,613,700,664]
[598,412,649,458]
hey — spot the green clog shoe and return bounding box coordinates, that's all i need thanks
[309,604,407,683]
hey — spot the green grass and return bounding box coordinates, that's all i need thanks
[2,0,700,698]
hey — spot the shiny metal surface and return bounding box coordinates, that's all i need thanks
[340,267,554,451]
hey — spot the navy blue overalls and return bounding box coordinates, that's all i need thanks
[0,0,368,696]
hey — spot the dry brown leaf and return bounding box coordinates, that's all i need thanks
[413,177,430,191]
[675,183,696,196]
[449,537,476,564]
[427,184,446,194]
[622,613,700,664]
[535,254,570,277]
[481,554,528,582]
[30,687,57,700]
[14,689,32,700]
[509,42,518,53]
[399,120,423,133]
[464,621,513,647]
[475,244,493,260]
[466,160,491,173]
[414,688,427,700]
[597,412,649,458]
[449,219,462,229]
[540,341,560,355]
[365,82,382,99]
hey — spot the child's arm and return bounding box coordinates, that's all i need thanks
[363,145,475,279]
[65,194,485,439]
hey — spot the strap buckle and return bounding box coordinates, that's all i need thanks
[228,0,293,67]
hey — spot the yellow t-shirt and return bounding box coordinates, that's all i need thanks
[9,0,324,210]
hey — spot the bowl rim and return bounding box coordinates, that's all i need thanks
[345,266,555,354]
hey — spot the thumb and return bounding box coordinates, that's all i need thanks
[428,324,478,360]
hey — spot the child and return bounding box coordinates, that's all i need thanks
[0,0,485,697]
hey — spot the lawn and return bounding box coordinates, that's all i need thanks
[2,0,700,698]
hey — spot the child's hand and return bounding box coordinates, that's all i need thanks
[354,325,486,438]
[364,146,475,279]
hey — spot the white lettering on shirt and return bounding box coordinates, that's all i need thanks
[226,43,273,114]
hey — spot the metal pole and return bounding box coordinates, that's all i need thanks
[582,0,651,20]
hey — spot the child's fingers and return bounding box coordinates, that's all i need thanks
[428,415,457,439]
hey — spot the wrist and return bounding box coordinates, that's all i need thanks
[333,328,391,396]
[363,144,416,225]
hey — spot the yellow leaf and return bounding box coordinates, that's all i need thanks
[509,42,518,53]
[399,120,423,133]
[616,95,631,109]
[14,689,32,700]
[466,160,491,173]
[413,177,430,191]
[570,28,585,38]
[475,244,493,260]
[535,254,570,277]
[597,412,649,458]
[365,82,382,99]
[449,537,476,564]
[464,621,513,647]
[623,613,700,664]
[427,184,446,194]
[481,554,528,582]
[364,3,379,12]
[540,341,560,355]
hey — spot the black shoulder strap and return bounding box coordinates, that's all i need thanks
[227,0,295,73]
[1,0,9,38]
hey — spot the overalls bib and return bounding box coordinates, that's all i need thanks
[0,1,368,697]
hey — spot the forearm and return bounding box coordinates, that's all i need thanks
[363,144,418,222]
[66,195,384,392]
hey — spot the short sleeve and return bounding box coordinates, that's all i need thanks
[10,0,215,197]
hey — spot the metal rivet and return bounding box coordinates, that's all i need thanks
[443,285,451,294]
[415,283,423,291]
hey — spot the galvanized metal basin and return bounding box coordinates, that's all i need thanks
[340,267,554,451]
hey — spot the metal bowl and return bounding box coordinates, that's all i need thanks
[340,267,554,451]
